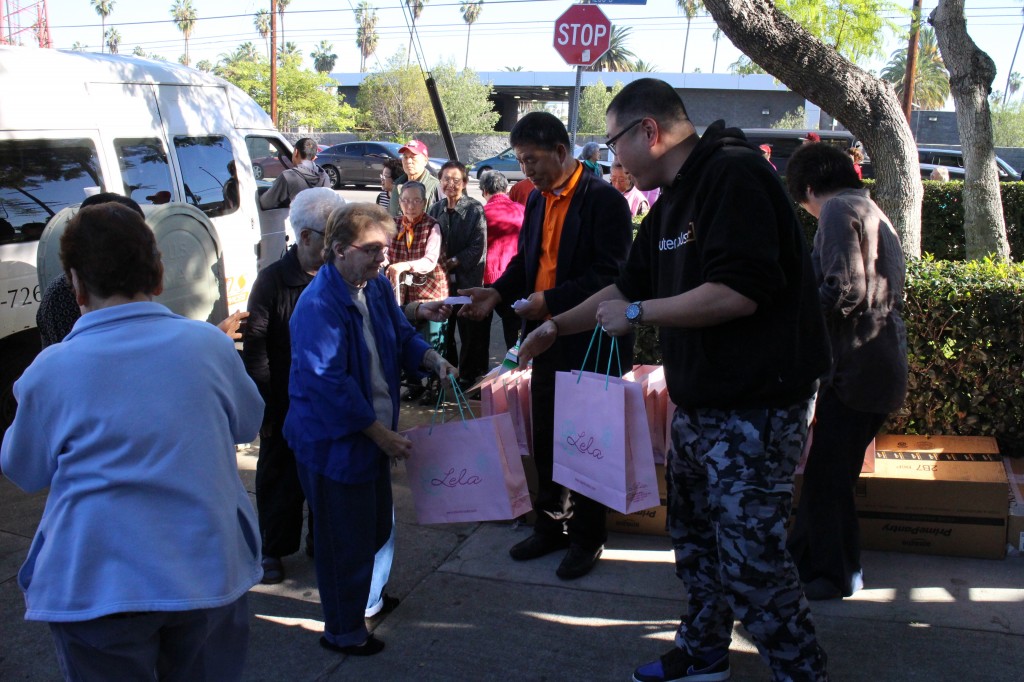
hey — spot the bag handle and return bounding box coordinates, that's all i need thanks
[577,324,622,389]
[429,372,473,434]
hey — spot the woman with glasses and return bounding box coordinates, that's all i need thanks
[428,160,489,387]
[387,181,449,400]
[284,203,455,657]
[375,159,402,211]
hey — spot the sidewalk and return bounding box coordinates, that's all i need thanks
[3,404,1023,681]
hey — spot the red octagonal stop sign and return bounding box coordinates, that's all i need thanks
[553,4,611,67]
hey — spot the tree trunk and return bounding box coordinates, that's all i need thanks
[704,0,922,257]
[931,0,1011,261]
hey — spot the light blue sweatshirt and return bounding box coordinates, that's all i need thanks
[0,302,264,622]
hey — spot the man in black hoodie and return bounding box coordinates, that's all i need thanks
[519,79,832,681]
[259,137,331,210]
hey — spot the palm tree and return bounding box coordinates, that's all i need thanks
[277,0,292,56]
[880,27,949,111]
[170,0,197,67]
[72,41,89,51]
[588,25,636,73]
[311,40,337,73]
[633,58,657,72]
[405,0,427,65]
[221,42,261,67]
[711,27,722,73]
[280,41,301,62]
[195,59,213,72]
[460,1,482,71]
[1009,72,1024,102]
[254,9,271,62]
[355,2,379,73]
[677,0,704,73]
[90,0,115,54]
[502,65,523,71]
[105,27,120,54]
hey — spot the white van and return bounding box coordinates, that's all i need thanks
[0,47,294,435]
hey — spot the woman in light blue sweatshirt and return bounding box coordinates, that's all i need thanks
[1,203,265,681]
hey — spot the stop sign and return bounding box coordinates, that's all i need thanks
[553,4,611,67]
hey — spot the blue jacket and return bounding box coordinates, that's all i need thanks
[0,302,264,622]
[284,265,430,483]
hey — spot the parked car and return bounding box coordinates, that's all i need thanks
[471,143,613,181]
[918,148,1020,182]
[316,141,445,188]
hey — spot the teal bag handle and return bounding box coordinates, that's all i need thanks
[576,324,622,389]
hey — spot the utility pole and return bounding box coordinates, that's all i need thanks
[270,0,278,127]
[901,0,922,124]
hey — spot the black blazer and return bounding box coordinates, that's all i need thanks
[492,167,634,373]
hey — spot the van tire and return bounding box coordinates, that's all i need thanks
[324,165,341,189]
[476,165,492,180]
[0,331,41,448]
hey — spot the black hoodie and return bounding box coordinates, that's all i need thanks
[616,120,830,410]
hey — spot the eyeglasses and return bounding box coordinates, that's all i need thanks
[347,243,388,259]
[441,177,464,186]
[606,118,644,154]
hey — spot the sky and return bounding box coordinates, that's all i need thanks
[25,1,1024,104]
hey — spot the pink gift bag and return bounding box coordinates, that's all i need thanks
[551,331,660,514]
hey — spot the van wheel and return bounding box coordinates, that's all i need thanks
[324,165,341,189]
[0,332,41,448]
[476,165,492,180]
[253,164,264,181]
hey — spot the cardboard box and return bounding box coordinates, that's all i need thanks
[1005,457,1024,554]
[607,499,668,536]
[856,435,1008,559]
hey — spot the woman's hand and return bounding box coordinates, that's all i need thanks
[518,319,558,367]
[423,349,459,384]
[364,421,413,461]
[417,300,452,322]
[217,310,249,340]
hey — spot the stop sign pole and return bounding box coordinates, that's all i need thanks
[553,3,612,149]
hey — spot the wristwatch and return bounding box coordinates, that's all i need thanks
[625,301,644,327]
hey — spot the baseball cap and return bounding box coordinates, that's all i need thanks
[802,132,821,142]
[399,140,429,157]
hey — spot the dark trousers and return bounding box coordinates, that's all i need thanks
[787,387,887,596]
[529,361,608,550]
[297,458,392,647]
[443,304,491,383]
[49,595,249,682]
[255,427,311,558]
[495,301,523,350]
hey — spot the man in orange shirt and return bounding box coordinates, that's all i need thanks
[460,112,633,579]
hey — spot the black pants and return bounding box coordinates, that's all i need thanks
[528,360,607,550]
[787,387,887,595]
[443,304,491,383]
[495,301,524,350]
[255,427,312,558]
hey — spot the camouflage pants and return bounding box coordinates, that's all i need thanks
[667,399,829,682]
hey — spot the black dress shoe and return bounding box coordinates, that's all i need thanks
[319,634,385,656]
[509,532,570,561]
[365,593,400,619]
[260,556,284,584]
[556,544,603,580]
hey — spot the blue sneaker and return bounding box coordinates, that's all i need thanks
[631,647,730,682]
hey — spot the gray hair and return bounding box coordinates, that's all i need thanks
[580,142,600,161]
[479,170,509,196]
[290,187,345,234]
[401,181,427,200]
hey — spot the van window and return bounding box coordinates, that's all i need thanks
[245,136,291,183]
[115,138,174,207]
[0,139,102,245]
[173,135,238,217]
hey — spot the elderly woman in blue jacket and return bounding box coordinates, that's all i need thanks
[284,202,455,656]
[1,203,264,681]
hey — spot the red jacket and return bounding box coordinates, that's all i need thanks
[483,193,525,285]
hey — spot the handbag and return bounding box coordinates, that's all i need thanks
[403,380,533,524]
[552,327,661,514]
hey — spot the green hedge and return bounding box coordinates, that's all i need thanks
[794,180,1024,259]
[634,256,1024,456]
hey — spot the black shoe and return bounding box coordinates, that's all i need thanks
[319,634,385,656]
[260,556,284,585]
[556,544,603,580]
[366,593,400,619]
[509,532,570,561]
[632,646,730,682]
[803,577,843,601]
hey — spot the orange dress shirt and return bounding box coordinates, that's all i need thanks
[534,162,584,293]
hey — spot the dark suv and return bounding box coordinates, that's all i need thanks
[918,148,1020,182]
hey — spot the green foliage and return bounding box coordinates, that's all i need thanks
[880,27,949,110]
[578,79,624,134]
[991,100,1024,147]
[432,61,500,133]
[729,55,766,75]
[777,0,904,65]
[216,52,356,131]
[588,25,637,73]
[772,106,806,129]
[355,1,379,73]
[356,50,435,136]
[889,256,1024,455]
